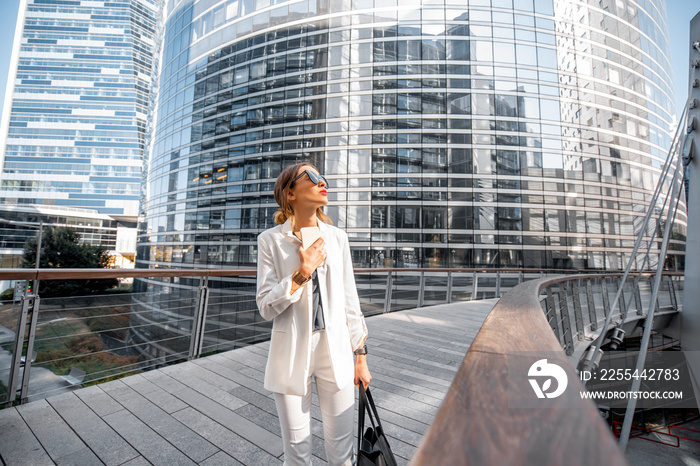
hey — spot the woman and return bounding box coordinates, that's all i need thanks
[256,163,371,465]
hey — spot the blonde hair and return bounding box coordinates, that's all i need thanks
[273,163,333,227]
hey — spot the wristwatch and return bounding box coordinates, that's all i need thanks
[354,346,367,355]
[292,270,310,286]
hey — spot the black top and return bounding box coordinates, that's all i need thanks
[311,270,325,331]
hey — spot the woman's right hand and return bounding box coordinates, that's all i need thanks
[298,237,326,278]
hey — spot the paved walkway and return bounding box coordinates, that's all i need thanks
[0,299,498,465]
[625,417,700,465]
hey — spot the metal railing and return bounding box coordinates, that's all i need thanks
[410,271,684,465]
[612,421,700,449]
[357,268,549,314]
[0,266,637,408]
[540,273,683,363]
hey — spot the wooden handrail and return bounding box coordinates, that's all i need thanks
[0,267,682,281]
[0,268,256,280]
[410,274,629,466]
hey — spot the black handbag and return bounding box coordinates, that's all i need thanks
[357,386,398,466]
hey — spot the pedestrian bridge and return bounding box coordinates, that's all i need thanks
[0,299,496,465]
[0,268,694,465]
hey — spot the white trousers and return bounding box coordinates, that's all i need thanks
[273,330,355,466]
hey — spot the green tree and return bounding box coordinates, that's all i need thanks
[21,226,118,298]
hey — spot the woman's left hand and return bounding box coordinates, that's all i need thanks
[354,355,372,389]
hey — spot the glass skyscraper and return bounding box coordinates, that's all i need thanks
[139,0,685,273]
[0,0,162,217]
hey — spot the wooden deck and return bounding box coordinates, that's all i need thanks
[0,300,497,465]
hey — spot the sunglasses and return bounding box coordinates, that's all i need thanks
[291,170,328,187]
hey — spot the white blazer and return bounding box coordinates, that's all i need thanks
[256,218,368,396]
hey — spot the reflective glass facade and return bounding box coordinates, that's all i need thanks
[140,0,686,272]
[0,0,162,216]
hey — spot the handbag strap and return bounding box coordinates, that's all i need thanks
[363,386,383,432]
[357,385,364,451]
[357,383,380,448]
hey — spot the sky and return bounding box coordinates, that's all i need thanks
[667,2,700,118]
[0,1,698,120]
[0,0,21,116]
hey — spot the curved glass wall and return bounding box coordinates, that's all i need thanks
[141,0,684,271]
[134,0,686,357]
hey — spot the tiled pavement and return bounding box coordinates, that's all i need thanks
[0,299,497,465]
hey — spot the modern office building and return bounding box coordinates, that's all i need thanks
[131,0,686,360]
[139,0,685,273]
[0,0,162,217]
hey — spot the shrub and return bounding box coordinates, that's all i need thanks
[0,288,14,301]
